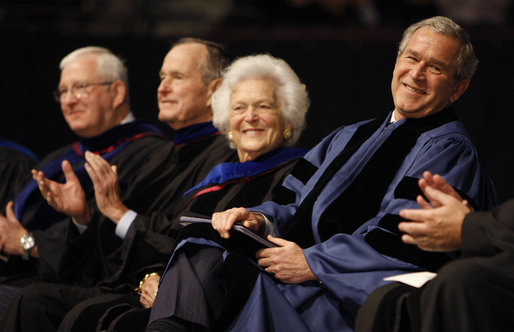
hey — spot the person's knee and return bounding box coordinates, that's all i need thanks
[16,283,45,306]
[420,258,485,315]
[431,259,483,291]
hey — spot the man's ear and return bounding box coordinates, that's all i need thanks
[206,78,222,108]
[449,79,470,104]
[111,80,127,109]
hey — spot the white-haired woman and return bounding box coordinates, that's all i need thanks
[140,54,311,331]
[172,53,310,216]
[60,54,311,331]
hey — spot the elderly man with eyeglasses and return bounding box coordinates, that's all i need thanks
[0,46,169,322]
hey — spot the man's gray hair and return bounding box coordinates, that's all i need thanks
[60,46,130,103]
[212,54,310,148]
[398,16,479,81]
[60,46,129,86]
[172,38,229,84]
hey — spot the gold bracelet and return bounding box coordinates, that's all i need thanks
[135,272,160,294]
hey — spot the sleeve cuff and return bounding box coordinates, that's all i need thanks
[71,218,88,234]
[115,210,138,239]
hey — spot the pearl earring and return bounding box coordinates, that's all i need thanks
[227,131,233,141]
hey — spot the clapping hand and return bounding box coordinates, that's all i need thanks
[32,160,91,224]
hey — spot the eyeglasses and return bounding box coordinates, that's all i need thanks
[53,81,114,103]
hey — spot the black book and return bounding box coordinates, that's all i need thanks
[179,215,277,258]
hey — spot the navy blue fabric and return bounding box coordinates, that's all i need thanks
[0,139,38,162]
[183,147,306,196]
[173,121,219,145]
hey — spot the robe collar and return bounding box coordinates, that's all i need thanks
[74,121,166,155]
[184,147,306,196]
[173,121,220,145]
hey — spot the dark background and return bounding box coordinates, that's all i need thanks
[0,1,513,203]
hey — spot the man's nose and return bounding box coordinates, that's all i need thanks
[60,91,79,104]
[410,62,426,79]
[158,79,171,93]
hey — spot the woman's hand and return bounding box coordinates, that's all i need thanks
[212,208,265,239]
[139,274,160,309]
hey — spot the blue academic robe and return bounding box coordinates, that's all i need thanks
[227,111,497,331]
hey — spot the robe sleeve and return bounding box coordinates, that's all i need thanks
[461,199,514,257]
[118,212,183,275]
[402,131,497,210]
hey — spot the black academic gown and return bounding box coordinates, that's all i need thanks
[0,121,168,286]
[54,122,237,288]
[2,122,237,332]
[0,145,37,213]
[4,147,302,332]
[355,199,514,332]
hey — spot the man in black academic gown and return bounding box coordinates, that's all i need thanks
[2,38,237,331]
[355,171,514,332]
[0,46,170,322]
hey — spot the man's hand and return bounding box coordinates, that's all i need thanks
[0,202,30,256]
[32,161,91,224]
[139,274,160,309]
[84,151,128,224]
[398,176,472,252]
[417,171,471,209]
[256,235,317,284]
[212,208,265,239]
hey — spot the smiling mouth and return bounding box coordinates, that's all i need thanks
[159,99,177,104]
[66,110,84,116]
[403,83,426,95]
[242,129,264,135]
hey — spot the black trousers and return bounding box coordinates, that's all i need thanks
[0,285,22,330]
[3,282,105,332]
[355,253,514,332]
[147,243,260,331]
[3,282,148,332]
[58,292,146,332]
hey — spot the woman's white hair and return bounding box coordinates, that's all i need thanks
[212,54,310,148]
